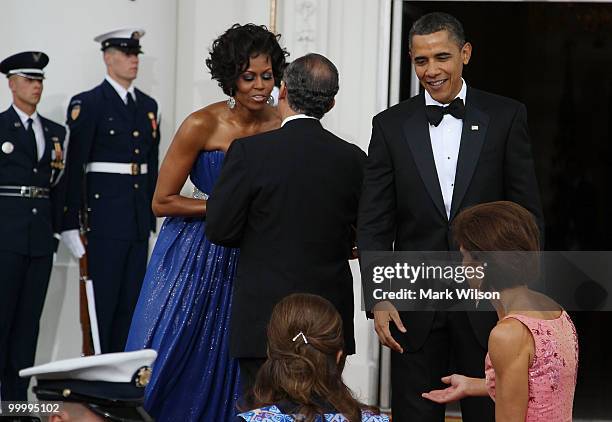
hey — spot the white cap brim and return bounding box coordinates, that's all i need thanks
[94,28,146,43]
[19,349,157,383]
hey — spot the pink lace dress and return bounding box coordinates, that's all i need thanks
[484,311,578,421]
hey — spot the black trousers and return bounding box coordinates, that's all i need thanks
[0,251,52,400]
[238,358,266,396]
[88,236,147,353]
[390,311,495,422]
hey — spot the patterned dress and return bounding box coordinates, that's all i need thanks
[485,311,579,421]
[237,405,390,422]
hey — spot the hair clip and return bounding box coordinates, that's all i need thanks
[292,331,308,344]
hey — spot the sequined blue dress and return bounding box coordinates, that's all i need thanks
[125,150,240,421]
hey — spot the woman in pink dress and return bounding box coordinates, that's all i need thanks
[422,201,578,422]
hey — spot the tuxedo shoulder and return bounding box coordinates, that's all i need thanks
[374,96,421,123]
[469,88,524,111]
[327,131,367,160]
[233,128,283,149]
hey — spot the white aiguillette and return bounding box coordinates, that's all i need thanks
[2,141,14,154]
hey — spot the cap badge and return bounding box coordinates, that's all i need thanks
[32,52,42,62]
[135,366,152,388]
[131,31,142,40]
[71,105,81,121]
[2,141,14,154]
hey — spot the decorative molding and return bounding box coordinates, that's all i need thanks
[295,0,317,53]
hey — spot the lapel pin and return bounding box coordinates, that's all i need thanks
[14,122,21,128]
[2,141,15,154]
[471,125,479,131]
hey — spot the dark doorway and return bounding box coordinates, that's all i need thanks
[399,2,612,419]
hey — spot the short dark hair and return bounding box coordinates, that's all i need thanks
[453,201,541,291]
[206,23,288,96]
[409,12,466,50]
[282,53,338,119]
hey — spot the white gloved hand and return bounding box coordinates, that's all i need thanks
[61,229,86,259]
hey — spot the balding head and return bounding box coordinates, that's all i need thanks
[281,53,339,119]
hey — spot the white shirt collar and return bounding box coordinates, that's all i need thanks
[12,104,39,125]
[105,74,136,104]
[425,78,467,106]
[281,114,318,127]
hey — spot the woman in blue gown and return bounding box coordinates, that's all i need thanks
[125,23,288,421]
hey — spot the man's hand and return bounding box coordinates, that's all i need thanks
[421,374,477,403]
[373,301,406,353]
[61,229,85,259]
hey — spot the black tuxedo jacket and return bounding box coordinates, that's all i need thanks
[206,118,366,358]
[357,87,543,351]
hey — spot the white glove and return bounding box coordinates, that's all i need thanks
[61,229,86,259]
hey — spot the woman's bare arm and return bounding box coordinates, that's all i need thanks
[152,111,215,217]
[488,319,533,422]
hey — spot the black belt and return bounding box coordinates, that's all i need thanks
[0,185,50,199]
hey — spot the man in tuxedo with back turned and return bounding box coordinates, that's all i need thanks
[206,53,366,391]
[357,12,543,422]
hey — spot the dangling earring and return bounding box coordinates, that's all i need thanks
[266,95,274,106]
[227,88,236,109]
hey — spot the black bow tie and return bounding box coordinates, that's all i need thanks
[425,97,465,127]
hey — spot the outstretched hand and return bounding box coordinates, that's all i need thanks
[422,374,471,404]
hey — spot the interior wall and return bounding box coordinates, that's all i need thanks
[174,0,270,127]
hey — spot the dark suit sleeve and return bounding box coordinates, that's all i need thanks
[504,103,545,239]
[205,140,251,246]
[62,96,96,231]
[357,116,397,252]
[148,107,160,232]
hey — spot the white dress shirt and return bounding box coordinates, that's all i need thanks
[281,113,318,127]
[105,74,136,104]
[425,78,467,219]
[12,104,45,161]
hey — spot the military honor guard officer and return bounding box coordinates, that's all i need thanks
[0,51,67,401]
[61,28,160,353]
[19,349,157,421]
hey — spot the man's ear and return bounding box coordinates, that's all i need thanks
[103,50,112,67]
[461,42,472,65]
[279,81,288,100]
[8,76,16,94]
[327,98,336,112]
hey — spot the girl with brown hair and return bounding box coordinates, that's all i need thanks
[236,293,388,422]
[423,201,578,422]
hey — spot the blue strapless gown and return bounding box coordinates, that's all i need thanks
[125,151,240,421]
